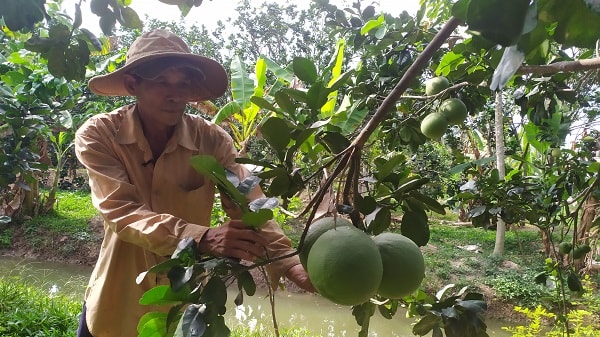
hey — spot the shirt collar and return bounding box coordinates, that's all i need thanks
[115,104,199,152]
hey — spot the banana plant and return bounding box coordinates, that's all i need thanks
[212,55,270,157]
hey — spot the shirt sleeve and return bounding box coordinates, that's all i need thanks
[75,117,208,257]
[211,127,301,286]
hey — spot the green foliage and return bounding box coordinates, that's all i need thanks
[486,271,545,307]
[0,228,13,248]
[0,276,80,337]
[503,305,600,337]
[406,284,488,337]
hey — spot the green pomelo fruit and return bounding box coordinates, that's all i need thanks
[420,112,449,140]
[307,227,383,306]
[572,244,591,259]
[439,98,468,125]
[425,76,450,96]
[373,232,425,299]
[558,242,572,255]
[299,216,353,268]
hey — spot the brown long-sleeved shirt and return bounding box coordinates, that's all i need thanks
[75,104,299,337]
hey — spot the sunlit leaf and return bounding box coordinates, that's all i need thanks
[138,312,168,337]
[139,285,190,306]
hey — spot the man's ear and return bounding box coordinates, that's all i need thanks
[123,74,138,96]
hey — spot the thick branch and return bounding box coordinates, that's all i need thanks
[517,57,600,75]
[352,17,462,149]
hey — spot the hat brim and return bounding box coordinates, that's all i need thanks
[88,52,228,102]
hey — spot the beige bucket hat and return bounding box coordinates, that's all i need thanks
[88,29,228,101]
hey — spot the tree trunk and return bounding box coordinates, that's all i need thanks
[493,90,507,256]
[575,195,597,272]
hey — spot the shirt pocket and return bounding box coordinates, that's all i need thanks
[153,181,215,227]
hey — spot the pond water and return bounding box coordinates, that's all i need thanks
[0,256,512,337]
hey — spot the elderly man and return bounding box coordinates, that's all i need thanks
[75,29,313,337]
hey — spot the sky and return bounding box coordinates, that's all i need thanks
[62,0,421,35]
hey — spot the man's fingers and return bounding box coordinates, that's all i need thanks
[199,222,269,261]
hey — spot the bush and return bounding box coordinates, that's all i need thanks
[486,271,545,307]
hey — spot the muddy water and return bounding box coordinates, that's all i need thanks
[0,256,511,336]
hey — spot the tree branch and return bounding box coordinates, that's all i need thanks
[352,17,462,149]
[517,57,600,75]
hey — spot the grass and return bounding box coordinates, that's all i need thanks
[24,190,98,235]
[0,276,81,337]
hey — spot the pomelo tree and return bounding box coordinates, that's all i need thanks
[2,0,600,336]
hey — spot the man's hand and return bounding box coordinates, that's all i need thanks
[285,264,316,293]
[198,220,269,262]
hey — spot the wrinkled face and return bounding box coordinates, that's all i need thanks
[124,67,195,128]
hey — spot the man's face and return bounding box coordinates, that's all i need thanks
[126,67,195,128]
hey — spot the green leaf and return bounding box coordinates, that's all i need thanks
[320,130,350,154]
[280,88,308,103]
[401,209,430,246]
[201,277,228,308]
[230,56,254,108]
[261,117,291,155]
[374,154,407,181]
[588,161,600,173]
[79,28,103,51]
[306,81,331,110]
[274,91,298,116]
[138,312,168,337]
[139,285,190,306]
[175,304,207,337]
[352,302,376,337]
[408,190,446,215]
[250,96,279,114]
[204,315,230,337]
[167,266,194,292]
[467,0,530,46]
[540,0,600,48]
[237,270,256,296]
[147,258,183,274]
[242,208,273,228]
[212,101,241,125]
[262,55,294,83]
[364,207,391,235]
[292,57,318,84]
[456,299,487,315]
[99,10,117,36]
[47,46,68,78]
[119,7,143,29]
[412,313,442,336]
[356,195,377,215]
[189,155,247,208]
[377,299,398,319]
[360,14,385,35]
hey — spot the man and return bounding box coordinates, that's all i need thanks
[75,29,313,337]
